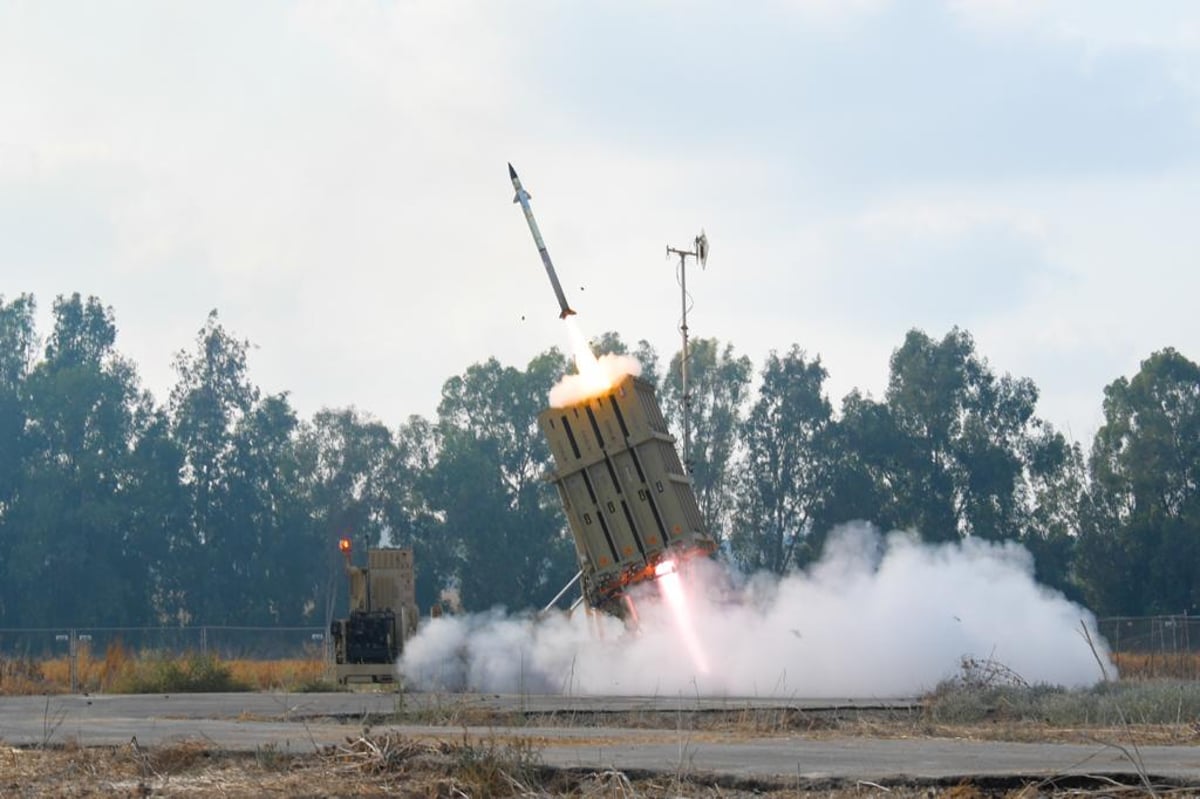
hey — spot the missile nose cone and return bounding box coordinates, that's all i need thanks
[508,162,518,180]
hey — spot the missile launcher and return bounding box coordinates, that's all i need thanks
[330,545,418,685]
[538,373,715,616]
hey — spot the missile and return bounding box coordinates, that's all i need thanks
[509,162,577,319]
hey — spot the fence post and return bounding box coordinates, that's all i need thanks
[200,626,208,657]
[69,629,78,694]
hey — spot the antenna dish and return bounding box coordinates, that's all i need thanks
[695,230,708,268]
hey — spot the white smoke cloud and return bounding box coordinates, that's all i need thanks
[400,523,1114,697]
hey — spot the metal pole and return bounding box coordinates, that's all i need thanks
[542,570,583,613]
[679,250,691,474]
[667,239,704,475]
[69,629,78,694]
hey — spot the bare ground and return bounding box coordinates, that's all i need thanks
[4,716,1198,798]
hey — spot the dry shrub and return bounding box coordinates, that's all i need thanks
[0,657,52,695]
[325,732,452,775]
[33,646,108,693]
[109,652,250,693]
[15,642,137,694]
[2,648,330,695]
[100,640,132,691]
[35,656,71,690]
[324,733,543,798]
[142,740,216,776]
[450,736,542,798]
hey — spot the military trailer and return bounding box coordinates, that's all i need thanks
[330,545,419,685]
[538,373,715,616]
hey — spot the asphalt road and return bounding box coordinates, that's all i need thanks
[1,692,1197,784]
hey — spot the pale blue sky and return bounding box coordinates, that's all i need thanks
[2,1,1198,444]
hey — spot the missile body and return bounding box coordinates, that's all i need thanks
[509,163,576,319]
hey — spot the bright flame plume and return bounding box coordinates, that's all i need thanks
[548,317,642,407]
[655,560,710,675]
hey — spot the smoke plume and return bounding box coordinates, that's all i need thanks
[399,523,1114,697]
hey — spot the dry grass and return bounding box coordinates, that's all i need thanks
[2,735,1190,798]
[225,657,329,691]
[0,642,331,695]
[1112,651,1200,681]
[0,656,46,695]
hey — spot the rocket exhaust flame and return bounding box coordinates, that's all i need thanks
[566,318,607,390]
[548,317,643,407]
[654,559,710,675]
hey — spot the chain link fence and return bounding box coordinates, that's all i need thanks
[1098,615,1197,654]
[0,625,328,661]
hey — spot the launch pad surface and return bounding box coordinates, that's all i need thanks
[2,691,1198,792]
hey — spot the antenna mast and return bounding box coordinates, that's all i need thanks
[666,231,708,475]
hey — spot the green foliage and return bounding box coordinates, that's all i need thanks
[4,294,144,626]
[1077,348,1200,615]
[429,351,576,610]
[112,652,250,693]
[819,328,1070,551]
[0,290,1194,626]
[661,338,753,542]
[729,346,833,573]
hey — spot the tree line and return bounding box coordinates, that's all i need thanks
[0,292,1196,627]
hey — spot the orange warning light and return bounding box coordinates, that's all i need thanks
[338,537,352,554]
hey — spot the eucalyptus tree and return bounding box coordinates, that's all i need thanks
[223,393,308,622]
[168,311,262,623]
[817,389,909,535]
[296,407,398,620]
[0,295,35,538]
[6,294,144,625]
[661,338,753,543]
[729,346,832,573]
[383,414,450,612]
[297,408,395,549]
[880,327,1058,542]
[122,402,188,623]
[429,350,576,610]
[1019,432,1087,601]
[1078,348,1200,615]
[0,295,40,624]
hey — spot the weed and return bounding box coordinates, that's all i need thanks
[111,652,250,693]
[255,741,290,770]
[1,648,329,696]
[451,735,542,798]
[1112,651,1200,681]
[927,678,1200,729]
[0,656,49,695]
[226,657,327,691]
[39,697,66,748]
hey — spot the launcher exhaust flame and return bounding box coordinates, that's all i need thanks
[509,162,577,320]
[654,558,709,674]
